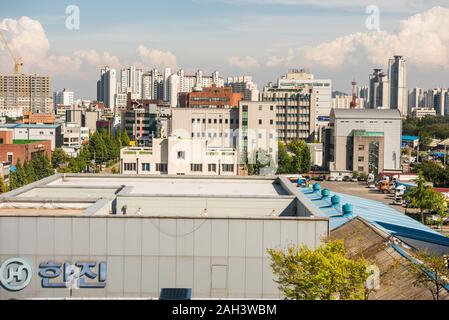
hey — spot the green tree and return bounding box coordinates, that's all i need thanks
[408,250,449,300]
[0,177,8,194]
[52,148,69,168]
[122,129,131,147]
[405,173,440,224]
[277,142,292,174]
[299,141,311,173]
[23,160,36,184]
[288,140,302,174]
[268,240,371,300]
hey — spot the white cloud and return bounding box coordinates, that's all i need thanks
[265,49,295,67]
[228,55,260,68]
[0,16,121,78]
[137,45,177,69]
[301,6,449,70]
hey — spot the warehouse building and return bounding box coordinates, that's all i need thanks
[0,174,329,299]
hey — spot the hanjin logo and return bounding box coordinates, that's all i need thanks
[0,258,33,292]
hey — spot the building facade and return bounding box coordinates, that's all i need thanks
[0,74,52,115]
[324,109,402,176]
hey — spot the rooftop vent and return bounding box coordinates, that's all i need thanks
[331,195,340,207]
[342,203,353,216]
[321,188,330,198]
[313,183,321,192]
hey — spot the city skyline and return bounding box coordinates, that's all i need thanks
[1,1,449,98]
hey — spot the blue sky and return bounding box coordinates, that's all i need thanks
[1,0,448,98]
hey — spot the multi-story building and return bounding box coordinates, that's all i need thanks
[0,130,52,166]
[0,123,63,150]
[268,69,331,140]
[261,84,316,143]
[62,123,82,148]
[120,136,237,176]
[324,109,402,177]
[177,69,224,93]
[331,95,366,109]
[226,76,259,102]
[171,107,240,149]
[178,86,243,109]
[22,112,56,125]
[53,89,74,108]
[389,55,408,116]
[97,67,117,110]
[0,74,52,115]
[411,107,437,119]
[238,101,277,166]
[369,69,389,109]
[119,66,143,98]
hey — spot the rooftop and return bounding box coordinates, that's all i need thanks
[300,183,449,255]
[332,108,402,119]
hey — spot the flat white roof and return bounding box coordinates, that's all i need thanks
[47,176,288,197]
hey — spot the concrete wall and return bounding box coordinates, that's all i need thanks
[0,215,328,299]
[115,196,297,217]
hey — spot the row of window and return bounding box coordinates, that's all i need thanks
[192,118,237,125]
[123,163,168,172]
[123,162,234,173]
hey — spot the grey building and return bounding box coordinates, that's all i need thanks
[324,109,402,176]
[0,174,329,299]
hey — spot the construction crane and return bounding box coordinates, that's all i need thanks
[0,29,23,75]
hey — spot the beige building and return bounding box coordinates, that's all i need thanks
[0,74,52,115]
[238,101,277,166]
[171,107,239,149]
[324,109,402,176]
[120,136,237,176]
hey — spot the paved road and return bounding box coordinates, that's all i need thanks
[318,181,408,214]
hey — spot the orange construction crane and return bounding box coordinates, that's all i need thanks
[0,28,23,75]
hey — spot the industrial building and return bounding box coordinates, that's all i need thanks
[0,174,329,299]
[324,109,402,177]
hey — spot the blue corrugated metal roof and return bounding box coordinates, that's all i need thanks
[301,186,449,250]
[402,135,419,141]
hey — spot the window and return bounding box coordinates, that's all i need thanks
[259,120,262,125]
[358,166,364,172]
[270,105,274,111]
[203,119,206,124]
[222,164,234,172]
[259,105,263,111]
[39,131,44,135]
[7,154,13,163]
[358,145,365,151]
[177,151,185,160]
[358,156,365,162]
[208,119,212,124]
[219,119,223,124]
[156,163,168,172]
[124,163,137,171]
[214,119,217,124]
[190,164,203,172]
[142,163,151,172]
[208,164,217,172]
[230,119,234,125]
[270,120,274,125]
[225,119,229,124]
[192,119,195,123]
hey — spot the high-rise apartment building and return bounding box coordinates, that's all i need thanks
[369,69,389,109]
[226,76,259,101]
[97,66,118,110]
[177,69,224,93]
[0,74,52,116]
[53,88,74,108]
[119,66,143,97]
[388,55,408,116]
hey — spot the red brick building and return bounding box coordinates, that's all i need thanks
[178,85,243,108]
[0,130,52,165]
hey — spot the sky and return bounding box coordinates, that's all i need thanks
[1,0,449,99]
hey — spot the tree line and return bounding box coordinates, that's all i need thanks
[53,128,130,173]
[403,116,449,140]
[8,153,54,191]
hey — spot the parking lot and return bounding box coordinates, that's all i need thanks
[318,180,408,214]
